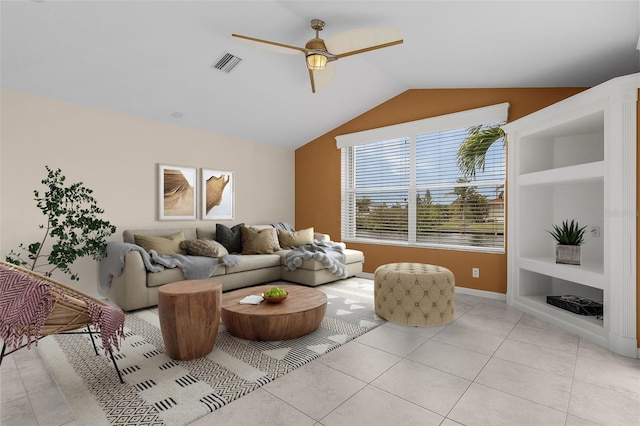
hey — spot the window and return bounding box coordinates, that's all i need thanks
[337,103,509,252]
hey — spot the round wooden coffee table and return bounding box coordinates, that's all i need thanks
[221,284,327,341]
[158,279,222,360]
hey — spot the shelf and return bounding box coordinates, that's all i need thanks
[518,161,604,186]
[511,295,606,343]
[518,257,605,289]
[507,73,638,357]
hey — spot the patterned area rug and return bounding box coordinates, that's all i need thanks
[38,277,382,426]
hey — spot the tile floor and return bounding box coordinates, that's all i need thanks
[2,286,639,426]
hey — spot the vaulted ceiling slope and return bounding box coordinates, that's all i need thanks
[2,1,638,150]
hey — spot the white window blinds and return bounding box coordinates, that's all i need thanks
[339,103,509,252]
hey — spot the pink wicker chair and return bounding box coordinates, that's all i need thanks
[0,260,125,383]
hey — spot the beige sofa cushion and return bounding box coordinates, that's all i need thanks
[179,239,229,258]
[146,265,226,288]
[277,227,314,249]
[226,254,281,274]
[123,228,197,244]
[241,227,280,254]
[134,231,186,255]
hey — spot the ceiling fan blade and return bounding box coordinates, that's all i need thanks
[326,27,402,58]
[232,34,305,54]
[309,62,336,93]
[308,68,317,93]
[334,39,403,60]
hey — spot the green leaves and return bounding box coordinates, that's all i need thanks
[547,219,586,246]
[456,124,506,178]
[5,166,116,280]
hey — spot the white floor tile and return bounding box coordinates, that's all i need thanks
[263,361,365,421]
[320,385,443,426]
[432,324,505,355]
[0,369,27,404]
[467,299,524,324]
[406,339,490,380]
[354,324,427,357]
[453,312,517,338]
[564,414,602,426]
[519,313,568,332]
[494,338,577,377]
[508,323,579,354]
[190,388,316,426]
[381,320,449,339]
[573,355,640,399]
[569,380,640,426]
[475,358,572,412]
[577,338,640,368]
[0,396,38,426]
[449,383,566,426]
[314,341,401,383]
[372,359,471,416]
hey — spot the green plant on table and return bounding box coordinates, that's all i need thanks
[5,166,116,280]
[547,219,586,246]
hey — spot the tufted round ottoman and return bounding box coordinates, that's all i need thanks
[374,263,455,326]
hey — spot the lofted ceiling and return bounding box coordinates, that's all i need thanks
[2,1,639,150]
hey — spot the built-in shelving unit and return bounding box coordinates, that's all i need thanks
[505,73,638,358]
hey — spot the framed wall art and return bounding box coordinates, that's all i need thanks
[158,164,197,220]
[201,169,233,220]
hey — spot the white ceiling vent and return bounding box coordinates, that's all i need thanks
[211,53,242,73]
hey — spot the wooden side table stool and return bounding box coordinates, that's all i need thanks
[158,279,222,360]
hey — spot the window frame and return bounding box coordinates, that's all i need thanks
[337,103,509,253]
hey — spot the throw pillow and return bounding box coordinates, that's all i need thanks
[179,239,229,258]
[241,226,279,255]
[277,227,314,249]
[215,223,244,254]
[134,232,186,255]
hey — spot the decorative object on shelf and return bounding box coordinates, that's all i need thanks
[5,166,116,281]
[547,219,586,265]
[201,169,233,220]
[546,295,603,319]
[158,164,197,220]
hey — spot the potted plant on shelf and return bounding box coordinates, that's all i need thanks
[547,219,586,265]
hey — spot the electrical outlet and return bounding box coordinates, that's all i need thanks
[472,268,480,278]
[590,226,601,238]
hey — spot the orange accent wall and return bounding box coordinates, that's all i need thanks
[295,88,587,295]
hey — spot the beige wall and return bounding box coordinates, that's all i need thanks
[0,90,295,296]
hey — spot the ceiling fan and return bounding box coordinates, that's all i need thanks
[232,19,403,93]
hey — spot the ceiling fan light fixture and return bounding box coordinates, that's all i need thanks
[305,37,328,70]
[306,53,327,70]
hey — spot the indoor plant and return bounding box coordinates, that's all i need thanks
[547,219,586,265]
[5,166,116,280]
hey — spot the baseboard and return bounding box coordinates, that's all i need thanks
[455,286,506,301]
[357,272,374,280]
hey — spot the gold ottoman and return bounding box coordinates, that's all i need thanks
[374,263,455,326]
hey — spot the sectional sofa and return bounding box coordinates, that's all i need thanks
[100,225,365,311]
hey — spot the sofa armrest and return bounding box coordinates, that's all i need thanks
[106,250,152,311]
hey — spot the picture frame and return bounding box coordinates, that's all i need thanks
[158,164,197,220]
[201,169,234,220]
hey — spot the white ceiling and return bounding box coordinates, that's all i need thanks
[2,1,639,150]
